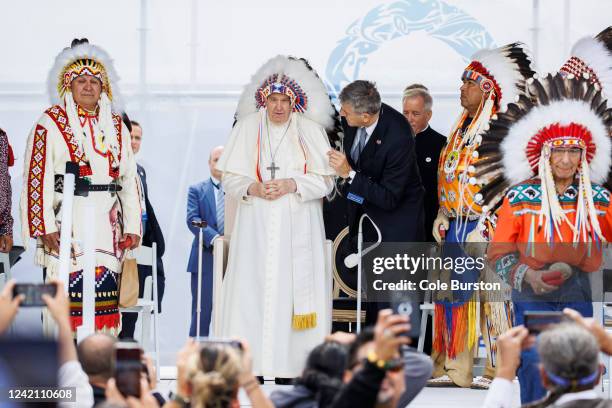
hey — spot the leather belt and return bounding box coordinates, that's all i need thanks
[54,174,122,196]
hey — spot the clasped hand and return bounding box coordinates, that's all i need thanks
[248,178,296,200]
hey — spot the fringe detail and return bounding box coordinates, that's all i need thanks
[70,313,121,333]
[538,145,575,242]
[433,303,446,354]
[467,300,477,350]
[485,301,514,336]
[42,310,121,338]
[292,312,317,330]
[35,246,50,269]
[575,152,604,243]
[433,301,478,359]
[538,145,604,245]
[35,246,120,277]
[449,302,468,358]
[483,302,514,367]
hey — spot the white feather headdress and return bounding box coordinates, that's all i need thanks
[47,40,123,111]
[560,32,612,96]
[235,55,335,130]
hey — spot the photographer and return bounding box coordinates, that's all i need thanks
[483,308,612,408]
[156,338,274,408]
[78,333,116,405]
[78,334,163,406]
[0,279,94,407]
[331,309,410,408]
[270,341,348,407]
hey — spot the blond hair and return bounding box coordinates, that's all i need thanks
[186,344,242,408]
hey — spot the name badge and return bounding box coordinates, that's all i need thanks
[347,192,364,205]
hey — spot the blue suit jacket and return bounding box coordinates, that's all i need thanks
[186,179,221,273]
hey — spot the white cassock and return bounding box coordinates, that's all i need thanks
[216,110,334,377]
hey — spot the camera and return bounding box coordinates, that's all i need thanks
[13,283,57,307]
[197,338,243,350]
[524,311,569,335]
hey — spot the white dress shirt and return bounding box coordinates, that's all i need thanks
[482,378,601,408]
[348,118,379,183]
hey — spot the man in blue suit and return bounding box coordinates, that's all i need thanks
[186,145,224,337]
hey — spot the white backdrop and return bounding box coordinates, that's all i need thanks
[1,0,610,364]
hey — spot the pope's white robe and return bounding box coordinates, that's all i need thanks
[216,111,334,377]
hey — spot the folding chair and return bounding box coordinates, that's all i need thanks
[0,252,13,334]
[119,243,160,376]
[0,252,10,287]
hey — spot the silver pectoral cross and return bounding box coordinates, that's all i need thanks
[267,162,279,180]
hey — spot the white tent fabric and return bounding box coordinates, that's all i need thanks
[1,0,611,365]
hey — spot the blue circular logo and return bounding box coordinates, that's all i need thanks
[325,0,496,97]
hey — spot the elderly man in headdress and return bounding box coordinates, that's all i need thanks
[20,39,140,335]
[216,56,336,381]
[483,27,612,403]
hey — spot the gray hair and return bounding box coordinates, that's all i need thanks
[338,80,381,115]
[537,323,600,387]
[402,85,433,112]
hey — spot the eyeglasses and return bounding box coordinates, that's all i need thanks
[551,147,582,156]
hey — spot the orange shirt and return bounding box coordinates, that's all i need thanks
[489,179,612,288]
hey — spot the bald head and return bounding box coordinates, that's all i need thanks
[209,145,224,180]
[77,333,116,385]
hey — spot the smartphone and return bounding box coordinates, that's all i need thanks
[390,296,421,338]
[198,338,243,351]
[524,311,569,334]
[113,342,143,398]
[13,283,57,307]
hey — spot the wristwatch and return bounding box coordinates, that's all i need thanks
[169,391,189,407]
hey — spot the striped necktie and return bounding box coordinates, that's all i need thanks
[351,127,367,163]
[215,182,225,235]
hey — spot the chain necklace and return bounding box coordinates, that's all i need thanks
[265,114,292,179]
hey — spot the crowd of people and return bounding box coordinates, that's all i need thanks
[0,23,611,408]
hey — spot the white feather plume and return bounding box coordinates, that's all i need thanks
[568,36,612,95]
[46,42,123,111]
[500,99,611,184]
[471,45,534,111]
[235,55,335,130]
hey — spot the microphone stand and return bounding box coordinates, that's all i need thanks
[191,220,208,339]
[355,214,382,333]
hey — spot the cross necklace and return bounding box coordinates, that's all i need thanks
[265,115,292,180]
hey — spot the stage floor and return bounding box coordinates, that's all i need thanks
[156,377,523,407]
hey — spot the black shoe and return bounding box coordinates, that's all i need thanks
[274,377,294,385]
[256,376,264,384]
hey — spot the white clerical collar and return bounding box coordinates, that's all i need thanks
[364,117,379,137]
[417,124,430,135]
[553,389,599,406]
